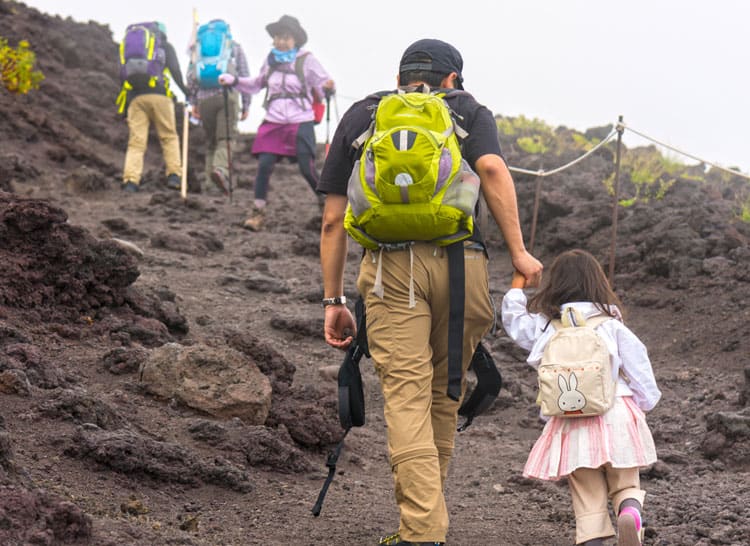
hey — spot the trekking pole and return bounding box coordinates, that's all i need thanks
[180,102,190,200]
[333,93,340,123]
[324,90,332,157]
[324,95,331,157]
[222,86,233,203]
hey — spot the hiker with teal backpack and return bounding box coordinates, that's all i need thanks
[186,19,250,195]
[218,14,335,231]
[117,22,189,193]
[502,249,661,546]
[318,39,542,545]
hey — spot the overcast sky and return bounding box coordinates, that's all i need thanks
[22,0,750,173]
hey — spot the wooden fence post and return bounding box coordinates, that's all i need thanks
[528,160,543,253]
[608,115,625,286]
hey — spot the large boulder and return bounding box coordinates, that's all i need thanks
[140,343,272,424]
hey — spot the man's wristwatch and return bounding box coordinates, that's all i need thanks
[322,296,346,307]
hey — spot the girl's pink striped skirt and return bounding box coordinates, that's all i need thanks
[524,396,657,480]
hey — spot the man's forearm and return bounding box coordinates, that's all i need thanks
[320,196,349,298]
[476,154,528,258]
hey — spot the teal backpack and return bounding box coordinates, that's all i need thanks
[194,20,234,88]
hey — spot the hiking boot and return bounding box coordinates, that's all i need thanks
[378,533,443,546]
[243,207,266,231]
[166,173,181,190]
[210,168,230,195]
[121,181,139,193]
[617,511,642,546]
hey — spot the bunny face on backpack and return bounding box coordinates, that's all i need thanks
[557,372,586,415]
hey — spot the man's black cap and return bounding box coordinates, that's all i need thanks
[399,38,464,90]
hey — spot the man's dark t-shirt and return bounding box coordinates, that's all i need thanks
[318,88,504,196]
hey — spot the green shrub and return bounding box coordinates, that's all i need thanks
[605,149,683,206]
[0,37,44,94]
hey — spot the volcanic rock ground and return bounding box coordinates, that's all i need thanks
[1,2,749,545]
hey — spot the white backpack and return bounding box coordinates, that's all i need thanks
[537,308,615,418]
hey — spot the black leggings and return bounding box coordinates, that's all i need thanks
[254,122,320,201]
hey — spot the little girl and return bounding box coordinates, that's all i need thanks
[501,249,661,546]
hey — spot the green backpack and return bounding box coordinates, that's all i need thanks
[344,88,480,249]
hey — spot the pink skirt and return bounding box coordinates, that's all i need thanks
[523,396,657,481]
[251,121,300,157]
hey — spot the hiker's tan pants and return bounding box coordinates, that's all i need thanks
[197,91,238,179]
[123,94,181,184]
[568,464,645,544]
[357,242,495,543]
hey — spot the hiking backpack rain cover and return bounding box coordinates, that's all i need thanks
[194,20,234,88]
[119,22,166,91]
[537,310,615,418]
[344,90,481,249]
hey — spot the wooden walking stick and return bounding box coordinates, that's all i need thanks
[181,8,200,201]
[180,103,190,200]
[608,115,625,286]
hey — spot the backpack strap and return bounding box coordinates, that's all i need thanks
[262,51,311,109]
[351,91,390,149]
[446,241,465,402]
[457,342,502,431]
[555,309,613,329]
[311,428,348,517]
[435,89,470,140]
[312,297,369,517]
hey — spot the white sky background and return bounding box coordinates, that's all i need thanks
[21,0,750,173]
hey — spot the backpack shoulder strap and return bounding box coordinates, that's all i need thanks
[263,51,311,109]
[585,315,612,329]
[557,308,613,329]
[437,89,470,140]
[351,91,390,150]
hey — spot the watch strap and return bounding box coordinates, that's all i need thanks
[322,296,346,307]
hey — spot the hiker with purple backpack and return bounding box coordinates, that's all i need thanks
[117,22,189,193]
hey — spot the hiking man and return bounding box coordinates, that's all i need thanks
[117,22,189,192]
[318,39,543,545]
[186,19,251,194]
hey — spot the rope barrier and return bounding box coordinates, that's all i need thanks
[327,99,750,182]
[618,122,750,181]
[506,129,618,177]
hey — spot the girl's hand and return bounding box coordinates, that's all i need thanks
[511,270,526,289]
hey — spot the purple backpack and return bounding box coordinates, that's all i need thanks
[119,22,166,89]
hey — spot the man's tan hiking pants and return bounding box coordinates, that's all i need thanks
[357,242,495,544]
[123,94,181,185]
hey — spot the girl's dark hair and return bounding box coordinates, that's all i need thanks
[399,70,446,89]
[528,249,624,320]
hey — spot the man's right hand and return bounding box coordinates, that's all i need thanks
[512,250,543,288]
[324,305,356,350]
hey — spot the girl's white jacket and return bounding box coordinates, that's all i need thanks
[501,288,662,412]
